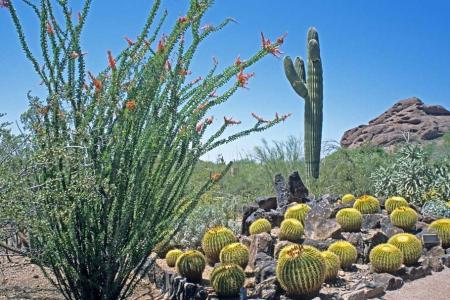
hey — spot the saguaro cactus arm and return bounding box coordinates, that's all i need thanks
[284,57,308,98]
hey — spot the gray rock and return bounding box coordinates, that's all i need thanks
[248,233,274,269]
[362,214,384,230]
[372,273,404,291]
[398,265,432,281]
[380,217,404,238]
[305,200,342,241]
[364,286,385,299]
[254,276,278,300]
[253,253,276,284]
[287,171,309,203]
[303,238,337,250]
[274,174,289,208]
[422,246,445,272]
[241,204,259,235]
[362,230,388,262]
[256,196,277,211]
[242,208,284,236]
[341,289,366,300]
[441,254,450,268]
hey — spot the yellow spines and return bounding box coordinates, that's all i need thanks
[341,194,356,204]
[385,196,409,214]
[249,218,272,235]
[327,241,358,270]
[165,249,183,268]
[201,226,236,263]
[321,250,341,281]
[429,218,450,248]
[369,243,403,273]
[353,195,380,214]
[336,208,363,232]
[388,233,422,266]
[175,250,206,282]
[219,242,249,269]
[390,206,418,230]
[279,218,304,243]
[276,244,326,297]
[210,263,245,297]
[284,203,311,224]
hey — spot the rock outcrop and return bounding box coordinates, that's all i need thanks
[341,97,450,148]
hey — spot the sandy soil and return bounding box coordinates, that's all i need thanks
[382,267,450,300]
[0,255,162,300]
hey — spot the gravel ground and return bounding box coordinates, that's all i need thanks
[382,268,450,300]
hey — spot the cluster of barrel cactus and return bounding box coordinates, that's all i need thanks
[336,208,363,232]
[201,226,237,263]
[353,195,381,214]
[388,233,422,266]
[328,241,358,270]
[249,218,272,235]
[369,243,403,273]
[284,203,311,224]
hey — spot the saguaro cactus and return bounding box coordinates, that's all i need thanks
[284,27,323,179]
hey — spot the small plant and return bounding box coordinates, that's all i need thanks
[176,250,206,282]
[284,203,311,224]
[429,219,450,248]
[249,218,272,235]
[336,208,363,232]
[341,194,356,204]
[210,263,245,297]
[327,241,357,270]
[165,249,183,268]
[219,242,249,269]
[279,218,304,243]
[353,195,380,214]
[388,233,422,266]
[390,207,418,230]
[369,243,403,273]
[276,244,326,297]
[321,250,340,281]
[202,226,236,264]
[385,196,409,214]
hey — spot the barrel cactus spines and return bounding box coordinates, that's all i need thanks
[369,243,403,273]
[165,249,183,268]
[321,250,341,281]
[276,244,326,297]
[336,208,363,232]
[388,233,422,266]
[249,218,272,235]
[327,241,358,270]
[176,250,206,282]
[210,263,245,298]
[390,207,418,230]
[219,242,249,269]
[284,203,311,224]
[284,27,323,179]
[429,219,450,248]
[279,218,304,243]
[353,195,381,214]
[385,196,409,214]
[341,194,356,204]
[201,226,236,264]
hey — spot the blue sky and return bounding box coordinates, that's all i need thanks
[1,0,450,161]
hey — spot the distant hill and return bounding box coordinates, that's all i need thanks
[341,97,450,148]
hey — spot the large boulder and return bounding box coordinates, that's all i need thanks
[304,200,342,241]
[341,97,450,148]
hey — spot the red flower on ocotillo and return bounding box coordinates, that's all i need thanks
[237,69,254,88]
[224,116,241,125]
[107,51,116,70]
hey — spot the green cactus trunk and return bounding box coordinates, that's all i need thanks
[284,27,323,179]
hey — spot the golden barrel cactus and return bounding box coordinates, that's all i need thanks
[284,203,311,224]
[336,208,363,232]
[388,233,422,266]
[327,241,357,269]
[201,226,236,263]
[176,250,206,282]
[249,218,272,235]
[369,243,403,273]
[385,196,409,214]
[390,206,418,230]
[276,244,326,297]
[353,195,380,214]
[165,249,183,268]
[279,218,304,243]
[210,263,245,297]
[429,219,450,248]
[341,194,356,204]
[321,250,340,281]
[219,242,249,269]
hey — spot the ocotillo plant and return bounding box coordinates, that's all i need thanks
[3,0,289,299]
[284,27,323,179]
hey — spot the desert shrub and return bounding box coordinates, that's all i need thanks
[2,0,287,298]
[371,143,450,205]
